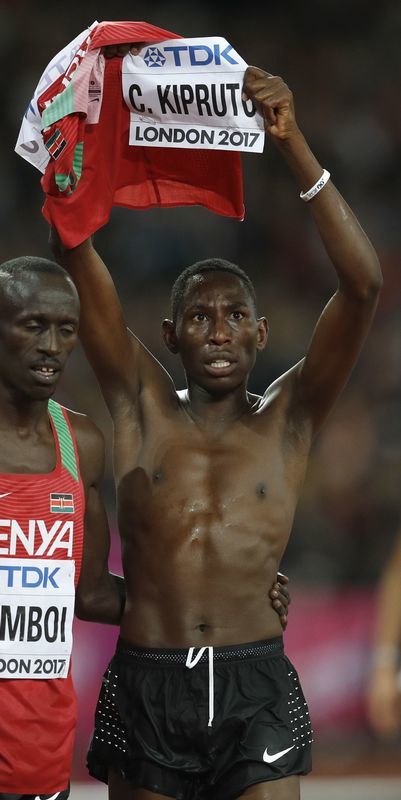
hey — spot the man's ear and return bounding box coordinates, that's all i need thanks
[162,319,179,353]
[256,316,269,351]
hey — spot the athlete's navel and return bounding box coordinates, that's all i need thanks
[152,468,164,483]
[197,623,210,633]
[256,482,267,498]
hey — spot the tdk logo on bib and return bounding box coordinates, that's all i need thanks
[144,43,239,68]
[0,564,60,589]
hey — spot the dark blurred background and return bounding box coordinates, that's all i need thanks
[2,0,401,780]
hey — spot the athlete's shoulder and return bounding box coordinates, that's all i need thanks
[56,402,103,442]
[261,361,304,406]
[56,403,105,476]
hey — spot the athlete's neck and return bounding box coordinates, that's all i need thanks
[182,384,255,431]
[0,393,51,433]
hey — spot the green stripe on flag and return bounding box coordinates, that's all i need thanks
[41,82,75,127]
[72,142,84,182]
[55,173,71,192]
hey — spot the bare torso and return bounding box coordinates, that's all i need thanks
[116,382,310,648]
[53,64,382,656]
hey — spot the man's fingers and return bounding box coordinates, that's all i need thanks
[102,41,146,59]
[270,572,290,622]
[245,65,274,81]
[272,597,288,626]
[274,580,290,596]
[274,587,290,608]
[242,77,292,130]
[263,107,277,128]
[242,80,274,105]
[243,74,279,98]
[270,586,289,607]
[130,41,146,55]
[277,586,291,604]
[116,44,132,56]
[243,72,292,108]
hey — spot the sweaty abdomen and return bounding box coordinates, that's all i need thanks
[118,438,297,646]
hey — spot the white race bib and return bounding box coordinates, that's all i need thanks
[0,557,75,678]
[122,37,265,153]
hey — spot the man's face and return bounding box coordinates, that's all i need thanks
[168,271,267,392]
[0,272,79,401]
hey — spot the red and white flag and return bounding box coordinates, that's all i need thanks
[15,20,249,248]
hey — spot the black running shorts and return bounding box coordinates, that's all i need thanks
[87,637,312,800]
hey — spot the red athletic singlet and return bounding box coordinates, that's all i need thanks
[0,400,85,793]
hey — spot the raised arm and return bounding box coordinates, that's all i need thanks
[70,411,125,625]
[50,232,174,417]
[243,68,382,433]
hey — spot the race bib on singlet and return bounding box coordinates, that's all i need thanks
[122,37,265,153]
[0,558,75,678]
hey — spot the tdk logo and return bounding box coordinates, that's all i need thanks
[144,44,239,68]
[144,47,166,67]
[0,564,60,589]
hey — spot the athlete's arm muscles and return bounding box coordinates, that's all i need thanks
[71,412,125,624]
[289,166,382,433]
[50,232,175,417]
[244,68,382,434]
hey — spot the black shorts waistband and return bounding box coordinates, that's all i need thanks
[116,636,283,665]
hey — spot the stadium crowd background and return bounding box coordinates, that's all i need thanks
[1,0,401,783]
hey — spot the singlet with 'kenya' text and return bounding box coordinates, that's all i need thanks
[0,399,85,793]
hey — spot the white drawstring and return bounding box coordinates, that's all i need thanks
[185,646,214,727]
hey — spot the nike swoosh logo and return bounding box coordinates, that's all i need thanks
[263,744,295,763]
[0,492,11,499]
[34,793,61,800]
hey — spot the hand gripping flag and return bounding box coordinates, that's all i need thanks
[15,20,245,247]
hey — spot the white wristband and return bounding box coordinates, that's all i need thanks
[300,169,331,202]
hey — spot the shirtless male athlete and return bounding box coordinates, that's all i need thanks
[0,256,124,799]
[0,256,287,800]
[53,67,382,800]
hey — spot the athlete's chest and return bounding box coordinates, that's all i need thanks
[118,412,307,522]
[0,428,57,474]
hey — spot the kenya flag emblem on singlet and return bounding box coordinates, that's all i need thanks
[50,492,74,513]
[44,127,67,160]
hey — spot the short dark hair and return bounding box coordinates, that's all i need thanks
[171,258,257,323]
[0,256,70,282]
[0,257,77,308]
